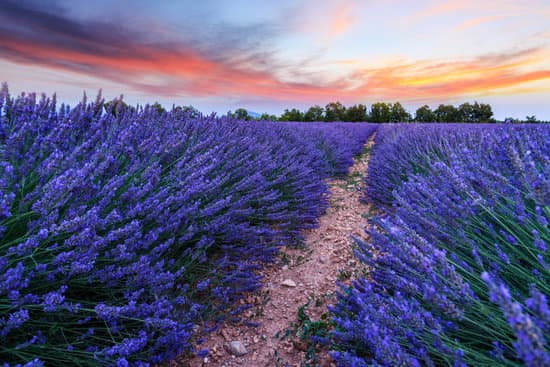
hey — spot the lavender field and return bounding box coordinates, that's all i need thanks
[1,88,549,367]
[2,0,550,365]
[0,88,376,366]
[331,124,550,366]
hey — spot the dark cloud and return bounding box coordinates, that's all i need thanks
[0,0,336,101]
[0,1,140,57]
[0,0,283,70]
[2,0,548,107]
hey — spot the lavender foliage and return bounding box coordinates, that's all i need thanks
[0,85,376,366]
[331,123,550,366]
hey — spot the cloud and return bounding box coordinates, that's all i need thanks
[0,1,307,98]
[406,0,537,28]
[287,0,356,41]
[0,0,548,106]
[350,47,550,102]
[453,14,512,32]
[406,0,468,25]
[534,31,550,39]
[326,1,355,38]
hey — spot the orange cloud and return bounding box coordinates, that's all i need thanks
[406,0,535,28]
[292,0,356,41]
[351,47,550,102]
[407,0,468,24]
[454,14,511,31]
[2,23,549,105]
[327,2,355,38]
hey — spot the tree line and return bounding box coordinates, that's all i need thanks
[231,101,500,122]
[103,98,547,123]
[232,101,547,123]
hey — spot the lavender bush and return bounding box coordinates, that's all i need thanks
[364,123,497,205]
[0,85,376,366]
[331,124,550,366]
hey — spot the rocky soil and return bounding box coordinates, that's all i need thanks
[183,137,374,367]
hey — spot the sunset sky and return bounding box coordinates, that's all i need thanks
[1,0,549,119]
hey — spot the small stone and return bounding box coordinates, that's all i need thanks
[282,264,289,271]
[281,279,297,287]
[225,341,248,356]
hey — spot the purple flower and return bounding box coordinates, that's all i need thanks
[0,309,30,337]
[42,286,67,312]
[482,273,550,367]
[333,123,550,366]
[1,86,377,365]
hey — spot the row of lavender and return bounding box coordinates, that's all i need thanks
[330,124,550,366]
[0,87,377,366]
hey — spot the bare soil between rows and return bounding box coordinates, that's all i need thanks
[181,136,374,367]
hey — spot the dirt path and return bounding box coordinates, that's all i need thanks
[185,136,374,367]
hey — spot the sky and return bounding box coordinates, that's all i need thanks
[1,0,549,119]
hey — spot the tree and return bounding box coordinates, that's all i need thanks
[415,105,436,122]
[434,104,459,122]
[369,102,391,122]
[173,105,199,118]
[390,102,410,122]
[234,108,251,121]
[259,113,276,121]
[472,102,493,122]
[279,108,304,121]
[325,101,346,121]
[345,104,368,122]
[151,102,166,114]
[525,115,538,123]
[304,105,325,122]
[458,102,474,122]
